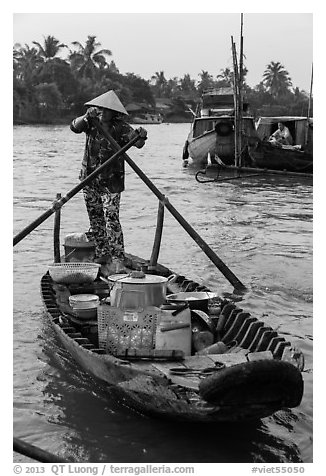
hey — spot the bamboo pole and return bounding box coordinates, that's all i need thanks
[94,120,246,291]
[231,37,240,168]
[13,133,141,246]
[53,192,61,263]
[305,64,313,145]
[238,14,244,167]
[149,200,165,271]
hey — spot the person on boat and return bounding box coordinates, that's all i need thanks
[269,122,293,146]
[70,90,147,277]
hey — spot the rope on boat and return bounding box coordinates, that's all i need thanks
[195,166,266,184]
[195,169,220,183]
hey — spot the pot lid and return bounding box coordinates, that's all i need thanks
[108,272,167,284]
[69,294,99,303]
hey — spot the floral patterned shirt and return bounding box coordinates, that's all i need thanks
[71,115,138,193]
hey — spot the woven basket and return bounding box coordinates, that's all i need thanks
[48,262,100,284]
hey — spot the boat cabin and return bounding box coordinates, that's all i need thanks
[256,116,313,152]
[201,87,249,117]
[191,116,256,139]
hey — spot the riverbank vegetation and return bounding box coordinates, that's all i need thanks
[13,35,312,125]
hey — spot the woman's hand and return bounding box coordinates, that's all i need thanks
[85,107,100,119]
[136,127,148,139]
[134,127,147,148]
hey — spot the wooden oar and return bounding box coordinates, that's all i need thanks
[13,437,68,463]
[149,201,165,270]
[94,120,246,292]
[13,132,141,246]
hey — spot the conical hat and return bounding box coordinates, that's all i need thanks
[85,90,128,115]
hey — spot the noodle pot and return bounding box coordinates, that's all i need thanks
[108,271,169,310]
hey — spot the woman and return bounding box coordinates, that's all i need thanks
[70,90,147,276]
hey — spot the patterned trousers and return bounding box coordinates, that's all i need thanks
[83,183,125,263]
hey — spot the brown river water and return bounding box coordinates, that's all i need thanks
[13,123,313,464]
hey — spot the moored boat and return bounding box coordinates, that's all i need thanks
[182,88,258,168]
[130,112,163,124]
[251,116,313,173]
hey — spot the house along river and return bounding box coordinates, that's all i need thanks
[13,123,313,463]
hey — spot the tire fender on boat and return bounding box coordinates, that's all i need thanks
[182,140,189,161]
[215,121,234,137]
[198,359,304,408]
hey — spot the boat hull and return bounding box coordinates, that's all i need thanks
[40,255,304,423]
[184,116,257,167]
[131,114,163,124]
[187,130,219,165]
[250,142,313,173]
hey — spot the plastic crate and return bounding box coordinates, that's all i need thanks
[97,304,160,354]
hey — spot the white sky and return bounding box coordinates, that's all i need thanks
[13,11,313,91]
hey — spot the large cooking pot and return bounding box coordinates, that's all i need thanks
[108,271,170,310]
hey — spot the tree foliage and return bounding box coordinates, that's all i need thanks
[262,61,292,98]
[13,36,312,124]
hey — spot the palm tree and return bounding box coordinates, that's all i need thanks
[263,61,292,97]
[32,36,72,90]
[197,70,215,94]
[13,44,43,85]
[216,66,248,88]
[32,35,67,61]
[216,67,234,86]
[179,74,196,93]
[13,44,45,121]
[151,71,168,97]
[68,35,112,79]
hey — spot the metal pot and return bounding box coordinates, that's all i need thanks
[69,294,99,320]
[108,271,169,310]
[166,291,211,312]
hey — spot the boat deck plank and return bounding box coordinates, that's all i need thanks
[150,362,200,390]
[182,355,217,369]
[205,353,248,366]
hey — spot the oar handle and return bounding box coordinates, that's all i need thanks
[94,121,246,292]
[13,437,68,463]
[13,131,141,246]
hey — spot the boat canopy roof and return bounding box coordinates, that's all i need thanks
[202,87,234,96]
[195,115,254,121]
[257,116,313,125]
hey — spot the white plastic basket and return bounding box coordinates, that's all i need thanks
[48,262,100,284]
[97,303,160,353]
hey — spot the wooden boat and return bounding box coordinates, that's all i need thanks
[131,112,163,124]
[41,251,304,423]
[182,88,258,168]
[251,116,313,173]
